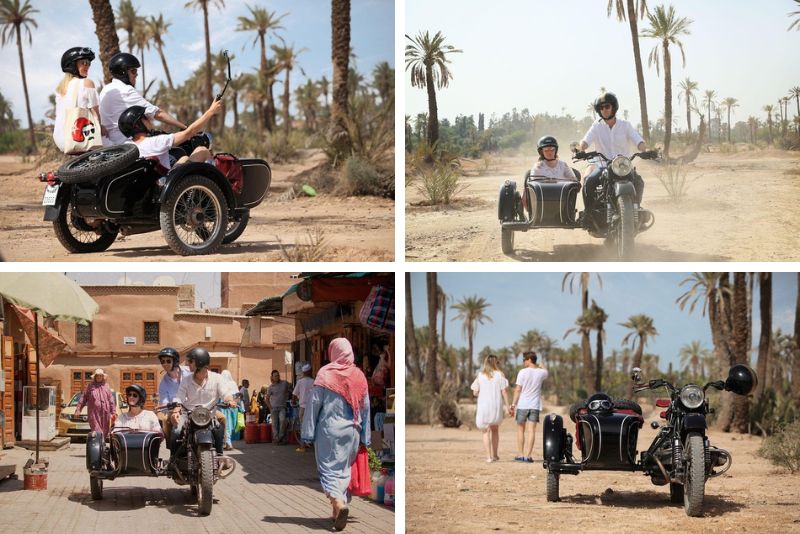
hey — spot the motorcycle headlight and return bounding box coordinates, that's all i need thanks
[680,385,705,409]
[610,156,633,177]
[190,406,212,427]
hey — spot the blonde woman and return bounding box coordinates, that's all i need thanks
[53,47,105,152]
[470,355,510,463]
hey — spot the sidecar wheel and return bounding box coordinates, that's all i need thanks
[501,228,514,255]
[684,432,706,516]
[160,175,228,256]
[90,475,103,500]
[546,470,560,502]
[615,195,634,260]
[53,189,118,253]
[222,209,249,244]
[58,144,140,184]
[196,448,214,515]
[669,482,684,504]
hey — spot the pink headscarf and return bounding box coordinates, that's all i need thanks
[314,338,368,420]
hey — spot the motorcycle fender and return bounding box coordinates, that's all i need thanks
[612,180,636,199]
[194,428,214,446]
[498,180,517,221]
[85,431,105,471]
[43,184,71,222]
[682,413,707,434]
[543,414,566,465]
[158,162,236,212]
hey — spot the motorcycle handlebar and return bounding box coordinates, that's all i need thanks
[572,150,659,163]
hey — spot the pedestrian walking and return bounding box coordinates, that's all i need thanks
[74,368,115,435]
[509,351,548,463]
[470,355,510,463]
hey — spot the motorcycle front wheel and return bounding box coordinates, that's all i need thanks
[90,475,103,500]
[196,447,214,515]
[684,432,706,516]
[615,195,634,260]
[546,470,560,502]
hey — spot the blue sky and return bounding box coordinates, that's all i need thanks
[0,0,394,123]
[66,272,221,308]
[406,0,800,130]
[410,272,799,372]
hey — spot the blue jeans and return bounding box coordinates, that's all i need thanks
[271,406,286,443]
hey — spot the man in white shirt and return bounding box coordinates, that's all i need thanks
[292,363,315,452]
[99,52,186,145]
[156,347,192,432]
[576,92,650,226]
[509,351,548,463]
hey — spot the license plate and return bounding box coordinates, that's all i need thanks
[42,184,61,206]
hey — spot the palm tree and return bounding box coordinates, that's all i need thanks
[237,5,286,132]
[565,312,595,393]
[115,0,137,53]
[405,30,463,147]
[451,295,492,382]
[372,61,394,105]
[88,0,121,83]
[729,273,750,433]
[272,42,305,137]
[425,273,439,394]
[405,273,422,384]
[587,300,608,392]
[788,0,800,31]
[641,4,692,158]
[621,314,657,398]
[678,77,698,135]
[782,96,792,137]
[0,0,38,150]
[754,273,771,398]
[330,0,352,160]
[562,273,603,391]
[705,89,717,139]
[147,14,174,90]
[677,273,734,365]
[131,17,151,95]
[185,0,225,112]
[790,86,800,135]
[793,273,800,411]
[763,105,774,145]
[679,340,709,379]
[607,0,651,142]
[721,97,738,143]
[746,116,758,144]
[319,75,330,111]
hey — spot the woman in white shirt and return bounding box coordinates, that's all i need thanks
[53,47,104,152]
[114,384,162,433]
[470,355,510,463]
[530,135,577,180]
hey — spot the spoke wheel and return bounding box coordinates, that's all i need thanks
[160,176,228,256]
[222,209,250,244]
[53,190,118,253]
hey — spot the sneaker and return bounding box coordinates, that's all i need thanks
[524,457,535,463]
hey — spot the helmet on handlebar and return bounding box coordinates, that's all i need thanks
[109,52,141,86]
[61,47,95,77]
[185,347,211,370]
[118,105,149,138]
[594,92,619,119]
[537,135,559,161]
[586,392,614,414]
[725,364,757,396]
[158,347,180,370]
[125,384,147,408]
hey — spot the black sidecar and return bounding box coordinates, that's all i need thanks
[40,136,271,256]
[86,429,164,500]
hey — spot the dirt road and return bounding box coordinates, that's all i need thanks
[0,153,394,262]
[406,150,800,261]
[406,404,800,533]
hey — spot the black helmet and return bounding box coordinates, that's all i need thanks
[586,392,613,414]
[594,92,619,118]
[186,347,211,370]
[109,52,141,85]
[158,347,180,370]
[537,135,559,160]
[125,384,147,407]
[118,105,149,137]
[61,47,95,78]
[725,364,757,396]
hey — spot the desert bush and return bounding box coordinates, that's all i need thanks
[338,155,394,198]
[277,226,328,262]
[265,132,297,162]
[757,420,800,473]
[415,164,467,205]
[0,130,27,154]
[655,161,696,203]
[406,382,433,424]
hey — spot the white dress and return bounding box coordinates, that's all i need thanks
[471,370,509,429]
[53,77,100,152]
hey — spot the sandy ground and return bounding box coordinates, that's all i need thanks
[406,403,800,533]
[406,150,800,261]
[0,152,394,262]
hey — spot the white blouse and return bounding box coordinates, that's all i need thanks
[530,159,578,180]
[53,77,100,152]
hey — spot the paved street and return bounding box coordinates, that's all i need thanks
[0,439,395,533]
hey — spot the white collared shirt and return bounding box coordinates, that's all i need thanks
[580,118,644,161]
[99,78,160,145]
[175,370,237,410]
[530,159,578,181]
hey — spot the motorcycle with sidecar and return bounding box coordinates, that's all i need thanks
[542,364,757,516]
[497,147,657,259]
[86,402,233,515]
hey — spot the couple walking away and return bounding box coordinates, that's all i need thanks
[471,352,548,463]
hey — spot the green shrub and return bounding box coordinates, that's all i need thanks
[757,420,800,473]
[415,164,467,205]
[0,130,26,153]
[339,155,394,198]
[406,382,433,424]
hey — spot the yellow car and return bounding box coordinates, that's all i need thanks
[58,391,128,440]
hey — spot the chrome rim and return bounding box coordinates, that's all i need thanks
[67,203,104,243]
[69,146,128,171]
[171,185,222,249]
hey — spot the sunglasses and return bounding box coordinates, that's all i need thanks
[128,68,138,75]
[127,392,139,398]
[600,104,613,110]
[159,358,172,364]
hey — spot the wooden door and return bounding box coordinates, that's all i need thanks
[1,336,14,446]
[70,369,94,400]
[119,368,158,411]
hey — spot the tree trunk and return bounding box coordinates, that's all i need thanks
[203,3,212,108]
[686,97,692,135]
[14,26,36,151]
[425,273,439,395]
[729,272,749,433]
[663,41,672,158]
[88,0,121,84]
[581,330,593,394]
[283,68,291,137]
[755,273,771,398]
[793,273,800,411]
[627,0,649,142]
[467,325,474,384]
[233,90,239,132]
[727,107,732,143]
[405,273,422,383]
[425,63,439,148]
[329,0,352,160]
[139,46,146,96]
[156,44,175,90]
[594,329,603,393]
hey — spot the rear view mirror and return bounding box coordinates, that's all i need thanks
[630,367,642,382]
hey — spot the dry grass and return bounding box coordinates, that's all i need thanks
[277,226,329,262]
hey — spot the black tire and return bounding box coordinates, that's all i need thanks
[222,209,249,244]
[501,227,514,255]
[53,189,118,253]
[684,432,706,517]
[615,195,635,260]
[58,144,140,184]
[90,476,103,500]
[670,482,684,504]
[612,399,643,415]
[546,470,560,502]
[160,175,228,256]
[197,448,214,516]
[190,483,198,501]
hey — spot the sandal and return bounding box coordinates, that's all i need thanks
[514,456,525,462]
[334,507,349,531]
